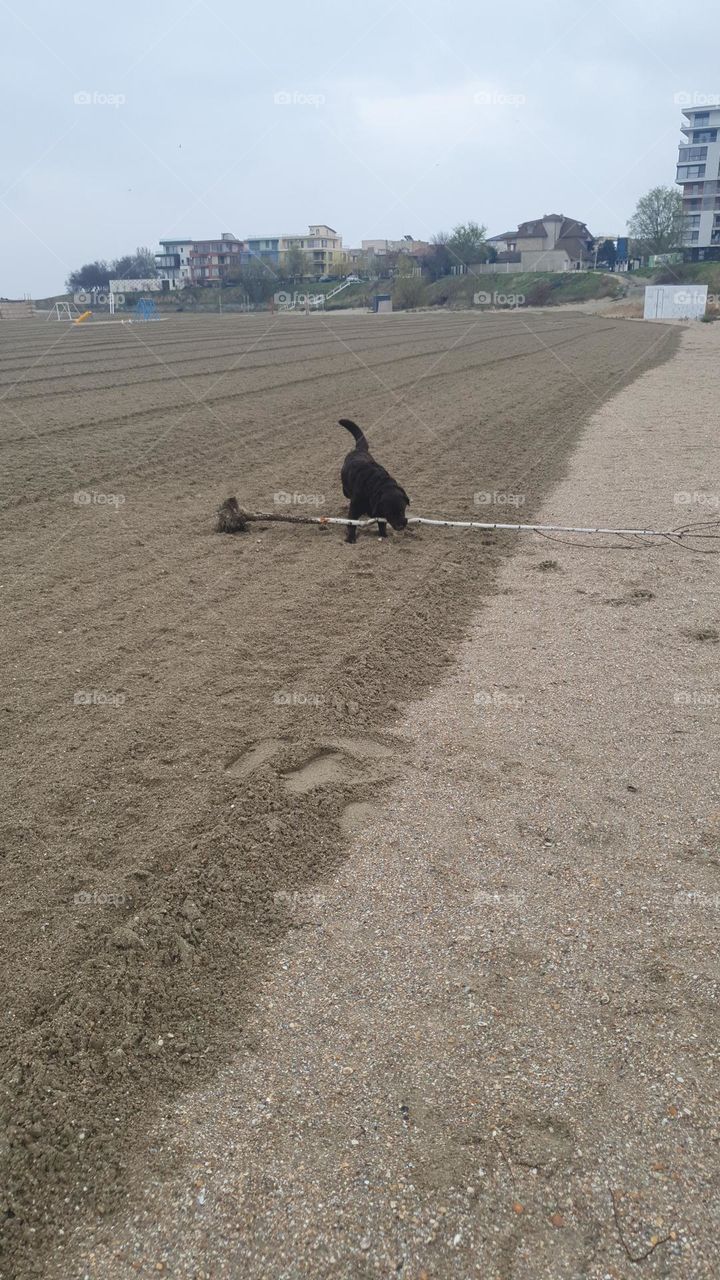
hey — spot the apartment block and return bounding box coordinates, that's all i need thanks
[155,233,244,287]
[244,225,343,275]
[677,104,720,259]
[154,239,195,288]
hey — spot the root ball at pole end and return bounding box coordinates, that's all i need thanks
[215,497,250,534]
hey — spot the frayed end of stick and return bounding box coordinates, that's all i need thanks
[216,496,250,533]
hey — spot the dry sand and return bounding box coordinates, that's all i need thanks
[2,311,707,1277]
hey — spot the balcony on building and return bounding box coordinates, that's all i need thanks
[678,146,709,163]
[155,254,181,269]
[682,129,719,144]
[681,110,717,129]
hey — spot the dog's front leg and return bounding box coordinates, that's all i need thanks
[377,520,387,539]
[346,499,363,544]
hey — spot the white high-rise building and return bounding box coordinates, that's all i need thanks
[677,104,720,259]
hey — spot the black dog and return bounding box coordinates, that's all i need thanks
[339,418,410,544]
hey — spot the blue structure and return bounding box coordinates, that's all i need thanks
[135,298,160,321]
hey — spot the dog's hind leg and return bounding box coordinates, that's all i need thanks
[377,520,387,539]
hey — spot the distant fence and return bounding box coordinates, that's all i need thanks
[0,300,34,319]
[466,263,526,275]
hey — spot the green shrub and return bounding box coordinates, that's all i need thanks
[525,279,553,306]
[392,276,427,309]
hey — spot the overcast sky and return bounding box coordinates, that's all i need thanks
[1,0,718,297]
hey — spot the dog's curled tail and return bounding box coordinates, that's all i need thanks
[338,418,369,451]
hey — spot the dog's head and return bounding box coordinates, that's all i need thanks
[380,484,410,531]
